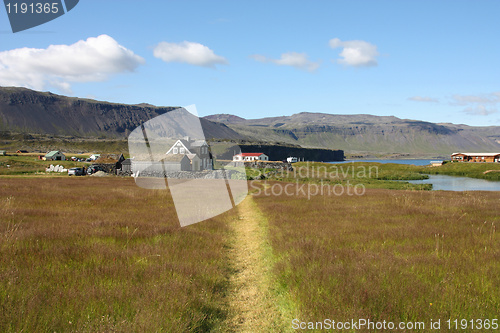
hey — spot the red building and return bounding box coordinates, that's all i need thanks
[232,153,269,162]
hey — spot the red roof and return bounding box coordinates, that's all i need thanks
[236,153,265,157]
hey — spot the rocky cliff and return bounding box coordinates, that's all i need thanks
[0,87,242,140]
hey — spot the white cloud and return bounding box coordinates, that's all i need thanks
[408,96,439,103]
[451,93,500,105]
[463,105,498,116]
[450,92,500,116]
[250,52,320,72]
[0,35,144,93]
[329,38,379,67]
[153,41,228,68]
[249,54,268,63]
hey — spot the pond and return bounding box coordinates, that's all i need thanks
[406,174,500,191]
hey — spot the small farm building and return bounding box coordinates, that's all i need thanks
[94,154,125,174]
[186,154,202,171]
[43,151,66,161]
[162,154,191,172]
[430,161,444,167]
[121,158,132,173]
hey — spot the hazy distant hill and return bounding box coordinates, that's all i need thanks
[0,87,242,140]
[204,112,500,156]
[204,114,246,124]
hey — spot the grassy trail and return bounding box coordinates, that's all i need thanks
[224,197,295,332]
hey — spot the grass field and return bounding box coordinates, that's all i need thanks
[1,175,499,332]
[254,182,500,330]
[0,177,233,332]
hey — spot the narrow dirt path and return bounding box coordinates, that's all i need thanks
[224,196,294,332]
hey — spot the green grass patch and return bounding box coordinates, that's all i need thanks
[423,161,500,181]
[266,162,433,190]
[0,155,91,175]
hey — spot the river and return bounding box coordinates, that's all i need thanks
[405,174,500,191]
[327,159,500,191]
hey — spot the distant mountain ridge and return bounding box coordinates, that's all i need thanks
[0,87,242,140]
[203,114,246,124]
[1,87,499,156]
[204,112,500,156]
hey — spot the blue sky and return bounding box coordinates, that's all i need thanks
[1,0,500,126]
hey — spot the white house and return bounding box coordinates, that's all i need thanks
[430,161,444,167]
[233,153,269,162]
[166,138,213,170]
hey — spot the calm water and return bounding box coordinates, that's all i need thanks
[327,159,500,191]
[407,174,500,191]
[328,159,438,166]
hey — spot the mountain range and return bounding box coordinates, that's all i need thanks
[204,113,500,156]
[1,87,499,156]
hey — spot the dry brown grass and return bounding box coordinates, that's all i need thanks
[0,177,233,332]
[253,183,500,330]
[2,176,498,332]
